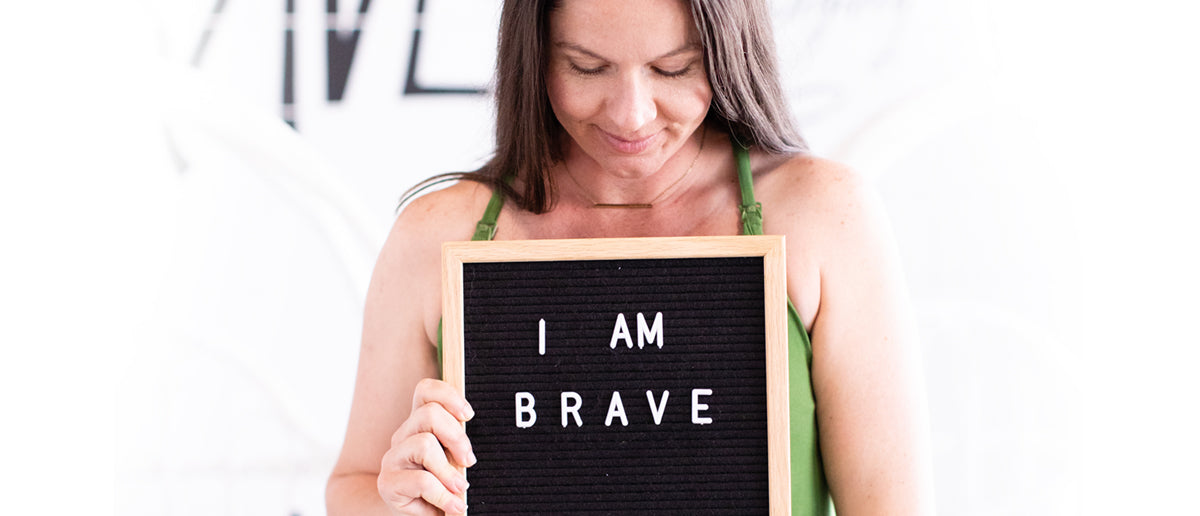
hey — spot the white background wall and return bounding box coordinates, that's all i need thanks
[3,0,1199,514]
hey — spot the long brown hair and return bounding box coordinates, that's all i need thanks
[401,0,806,214]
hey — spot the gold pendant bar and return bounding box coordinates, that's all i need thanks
[593,203,653,209]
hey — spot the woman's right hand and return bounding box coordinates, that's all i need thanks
[377,378,477,516]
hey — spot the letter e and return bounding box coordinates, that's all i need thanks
[692,388,713,425]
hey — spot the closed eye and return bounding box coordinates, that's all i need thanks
[569,63,606,76]
[654,65,694,78]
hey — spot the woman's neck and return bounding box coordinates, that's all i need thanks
[559,126,711,209]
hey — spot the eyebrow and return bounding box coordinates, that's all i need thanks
[554,41,702,62]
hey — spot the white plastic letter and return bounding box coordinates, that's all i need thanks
[609,313,633,349]
[692,389,713,425]
[515,392,537,428]
[561,391,583,427]
[605,391,629,427]
[637,312,663,349]
[646,390,670,425]
[538,318,546,356]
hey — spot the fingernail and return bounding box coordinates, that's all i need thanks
[462,402,475,420]
[447,498,467,514]
[467,449,478,467]
[456,476,470,493]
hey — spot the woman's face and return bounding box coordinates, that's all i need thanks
[546,0,712,177]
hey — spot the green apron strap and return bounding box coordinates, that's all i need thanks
[471,181,507,241]
[734,141,764,236]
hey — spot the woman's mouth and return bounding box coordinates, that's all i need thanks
[599,129,660,155]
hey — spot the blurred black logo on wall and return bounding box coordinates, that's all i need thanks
[194,0,487,129]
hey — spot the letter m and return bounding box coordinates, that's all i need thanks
[637,312,663,349]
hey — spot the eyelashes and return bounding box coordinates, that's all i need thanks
[654,66,693,78]
[568,62,696,78]
[569,63,606,76]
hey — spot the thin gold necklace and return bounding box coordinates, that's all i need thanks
[563,125,707,209]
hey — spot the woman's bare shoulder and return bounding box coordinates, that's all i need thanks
[377,178,495,288]
[370,179,496,336]
[386,179,496,252]
[755,152,883,241]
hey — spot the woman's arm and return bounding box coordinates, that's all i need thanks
[326,183,489,515]
[766,157,936,515]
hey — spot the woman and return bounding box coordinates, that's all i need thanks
[327,0,935,514]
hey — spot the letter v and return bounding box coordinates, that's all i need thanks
[646,390,670,425]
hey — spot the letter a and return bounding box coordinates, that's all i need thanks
[637,312,663,349]
[605,391,629,427]
[609,313,633,349]
[515,392,537,428]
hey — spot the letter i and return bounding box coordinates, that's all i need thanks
[539,318,546,355]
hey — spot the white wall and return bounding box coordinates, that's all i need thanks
[4,0,1198,514]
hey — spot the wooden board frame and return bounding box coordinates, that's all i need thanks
[442,235,790,514]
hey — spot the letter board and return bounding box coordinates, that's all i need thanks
[442,236,790,515]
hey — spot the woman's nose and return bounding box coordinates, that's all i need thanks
[606,73,657,133]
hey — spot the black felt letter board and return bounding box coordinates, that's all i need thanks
[461,257,769,514]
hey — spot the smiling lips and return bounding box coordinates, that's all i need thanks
[599,128,661,155]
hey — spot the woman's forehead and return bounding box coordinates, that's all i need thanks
[549,0,700,58]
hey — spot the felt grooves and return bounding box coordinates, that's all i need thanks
[463,257,768,515]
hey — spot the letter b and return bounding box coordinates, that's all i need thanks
[515,392,537,428]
